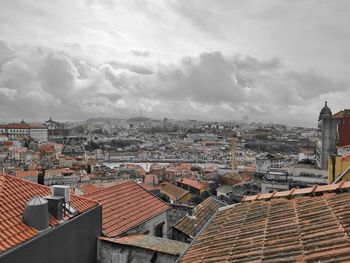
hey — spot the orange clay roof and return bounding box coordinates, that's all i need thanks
[242,182,350,202]
[79,184,100,194]
[0,174,98,253]
[5,123,30,129]
[332,110,350,118]
[15,170,40,178]
[179,191,350,263]
[84,180,170,237]
[177,178,208,190]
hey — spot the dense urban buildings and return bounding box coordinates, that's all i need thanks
[1,102,350,262]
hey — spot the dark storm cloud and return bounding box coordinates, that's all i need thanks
[156,52,297,106]
[285,71,347,99]
[157,52,239,103]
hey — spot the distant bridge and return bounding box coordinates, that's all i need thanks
[106,158,229,165]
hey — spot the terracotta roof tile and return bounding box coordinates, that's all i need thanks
[5,123,30,129]
[85,181,170,237]
[79,184,100,194]
[179,192,350,262]
[177,178,208,190]
[0,174,98,253]
[15,170,39,178]
[243,182,350,202]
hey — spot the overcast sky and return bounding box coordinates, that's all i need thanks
[0,0,349,127]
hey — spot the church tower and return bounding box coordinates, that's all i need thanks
[316,102,339,170]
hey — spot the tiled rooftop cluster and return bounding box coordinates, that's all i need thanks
[179,190,350,262]
[173,197,225,239]
[0,174,97,252]
[243,181,350,202]
[84,180,170,237]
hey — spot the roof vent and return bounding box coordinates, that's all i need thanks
[51,185,70,202]
[45,196,65,220]
[23,196,49,231]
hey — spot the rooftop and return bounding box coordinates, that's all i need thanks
[0,174,98,253]
[158,182,190,202]
[85,180,170,237]
[15,170,39,178]
[243,182,350,202]
[342,152,350,161]
[177,178,208,191]
[99,234,188,256]
[139,183,158,192]
[173,197,225,239]
[79,184,100,194]
[333,110,350,118]
[179,185,350,262]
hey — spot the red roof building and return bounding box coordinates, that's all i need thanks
[15,170,40,183]
[176,178,209,195]
[330,110,350,147]
[85,181,170,238]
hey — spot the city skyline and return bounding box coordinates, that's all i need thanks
[1,0,350,126]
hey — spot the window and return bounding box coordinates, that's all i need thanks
[154,222,164,237]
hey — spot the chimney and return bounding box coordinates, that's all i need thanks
[44,185,70,220]
[23,196,49,230]
[45,196,65,220]
[37,169,45,185]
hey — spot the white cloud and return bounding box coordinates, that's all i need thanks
[0,1,350,125]
[0,45,348,126]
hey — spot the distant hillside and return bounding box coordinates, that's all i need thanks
[127,117,152,123]
[86,117,127,123]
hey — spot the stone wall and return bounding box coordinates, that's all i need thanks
[97,240,178,263]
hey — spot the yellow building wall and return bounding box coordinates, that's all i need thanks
[328,156,350,183]
[179,193,192,204]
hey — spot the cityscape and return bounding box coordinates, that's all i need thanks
[1,1,350,263]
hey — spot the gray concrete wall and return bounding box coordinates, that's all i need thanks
[1,205,102,263]
[97,240,178,263]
